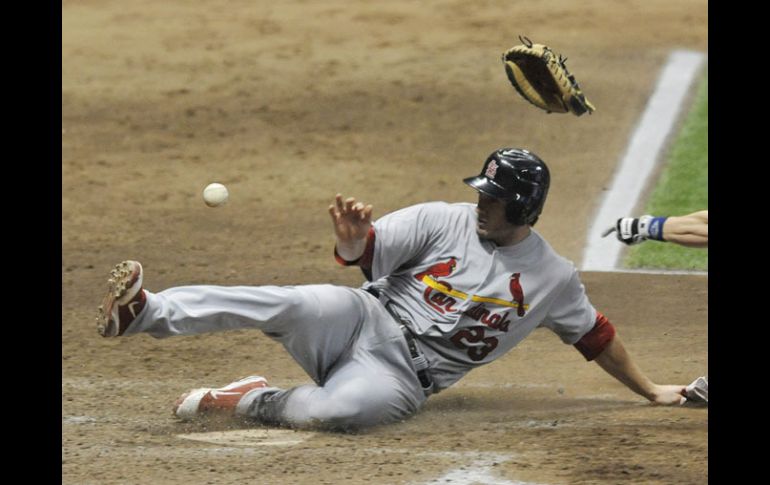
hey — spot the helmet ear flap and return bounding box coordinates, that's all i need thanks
[505,201,526,225]
[505,200,541,226]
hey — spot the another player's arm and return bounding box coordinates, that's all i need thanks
[661,210,708,248]
[603,210,708,248]
[328,193,376,278]
[574,313,686,405]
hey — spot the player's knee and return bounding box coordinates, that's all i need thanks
[310,401,370,431]
[307,387,400,431]
[280,285,343,320]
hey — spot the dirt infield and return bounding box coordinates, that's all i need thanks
[62,1,708,483]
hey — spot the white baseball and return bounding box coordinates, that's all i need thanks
[203,183,229,207]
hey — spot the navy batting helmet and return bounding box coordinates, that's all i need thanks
[463,148,550,226]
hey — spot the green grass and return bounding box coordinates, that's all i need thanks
[624,74,708,270]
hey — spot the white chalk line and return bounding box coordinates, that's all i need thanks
[581,50,706,272]
[415,461,544,485]
[407,452,547,485]
[364,450,548,485]
[177,428,315,447]
[172,432,549,483]
[68,433,547,484]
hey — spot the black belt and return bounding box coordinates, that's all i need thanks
[363,288,434,395]
[400,324,434,394]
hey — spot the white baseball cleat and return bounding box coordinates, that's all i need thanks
[96,260,146,337]
[173,376,273,420]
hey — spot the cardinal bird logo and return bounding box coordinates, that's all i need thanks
[415,258,458,281]
[509,273,526,317]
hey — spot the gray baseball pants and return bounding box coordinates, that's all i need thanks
[125,284,428,430]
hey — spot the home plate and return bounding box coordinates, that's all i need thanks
[177,429,315,447]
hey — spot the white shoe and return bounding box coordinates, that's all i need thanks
[173,376,272,420]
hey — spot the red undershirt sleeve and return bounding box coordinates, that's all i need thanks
[573,311,616,361]
[333,227,376,270]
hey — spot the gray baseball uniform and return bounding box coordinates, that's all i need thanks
[125,201,596,430]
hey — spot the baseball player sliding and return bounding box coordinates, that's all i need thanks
[97,148,692,430]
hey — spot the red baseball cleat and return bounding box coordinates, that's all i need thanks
[173,376,271,420]
[96,260,146,337]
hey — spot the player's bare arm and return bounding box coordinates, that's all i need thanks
[662,210,708,248]
[328,193,374,262]
[602,210,708,248]
[593,335,686,405]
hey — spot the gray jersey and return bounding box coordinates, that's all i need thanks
[365,202,596,391]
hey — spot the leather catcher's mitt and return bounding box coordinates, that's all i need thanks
[502,36,595,116]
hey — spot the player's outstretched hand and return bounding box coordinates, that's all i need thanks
[328,193,374,244]
[648,384,688,406]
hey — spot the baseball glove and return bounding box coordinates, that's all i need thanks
[502,36,595,116]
